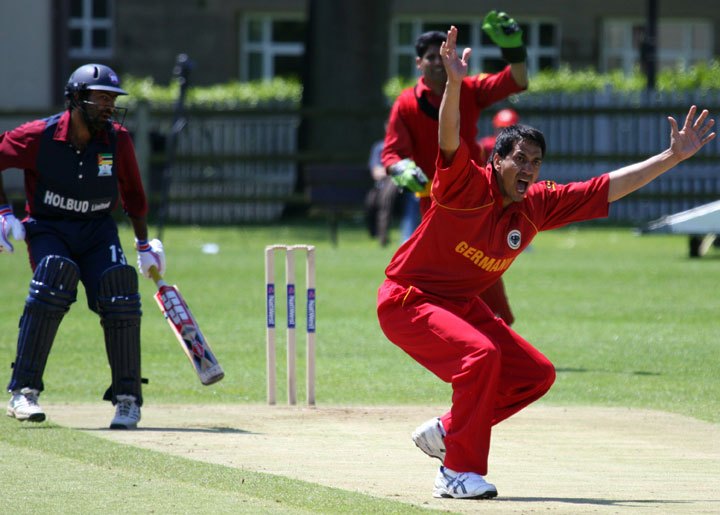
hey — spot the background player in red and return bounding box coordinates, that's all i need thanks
[376,26,715,500]
[478,108,519,164]
[0,64,166,429]
[382,11,528,325]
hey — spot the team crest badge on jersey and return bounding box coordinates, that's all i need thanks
[544,180,557,191]
[97,153,113,176]
[507,229,522,250]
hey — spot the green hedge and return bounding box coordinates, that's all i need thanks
[120,76,302,107]
[120,61,720,108]
[385,61,720,97]
[531,61,720,93]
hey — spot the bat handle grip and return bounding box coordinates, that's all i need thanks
[149,265,165,285]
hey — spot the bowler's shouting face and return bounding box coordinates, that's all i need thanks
[493,139,543,206]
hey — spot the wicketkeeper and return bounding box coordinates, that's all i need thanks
[0,63,166,429]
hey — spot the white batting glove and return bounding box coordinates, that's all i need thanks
[0,205,26,254]
[136,238,166,279]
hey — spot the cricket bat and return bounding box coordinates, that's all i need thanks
[149,266,225,385]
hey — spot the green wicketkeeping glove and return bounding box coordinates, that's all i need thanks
[482,10,527,63]
[390,159,428,193]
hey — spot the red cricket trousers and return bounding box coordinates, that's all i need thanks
[377,278,555,475]
[479,277,515,325]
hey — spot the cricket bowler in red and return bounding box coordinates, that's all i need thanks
[377,26,715,500]
[382,11,528,326]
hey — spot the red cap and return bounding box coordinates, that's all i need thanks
[493,108,519,128]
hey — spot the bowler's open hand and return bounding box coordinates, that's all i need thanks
[440,26,470,83]
[668,106,715,161]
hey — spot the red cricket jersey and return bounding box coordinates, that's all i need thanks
[477,135,496,164]
[381,66,523,208]
[385,140,610,300]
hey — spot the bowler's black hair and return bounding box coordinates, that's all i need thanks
[415,31,447,57]
[492,124,547,161]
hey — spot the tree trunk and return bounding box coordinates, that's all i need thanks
[300,0,390,163]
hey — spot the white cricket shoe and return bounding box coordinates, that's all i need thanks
[433,466,498,499]
[7,387,46,422]
[110,394,141,429]
[412,417,446,462]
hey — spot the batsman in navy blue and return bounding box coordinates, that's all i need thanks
[0,64,166,429]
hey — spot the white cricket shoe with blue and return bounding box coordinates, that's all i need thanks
[412,417,446,462]
[433,466,498,499]
[7,387,46,422]
[110,394,141,429]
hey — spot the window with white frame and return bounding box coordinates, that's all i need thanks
[601,19,713,74]
[69,0,114,58]
[391,17,560,78]
[240,14,306,81]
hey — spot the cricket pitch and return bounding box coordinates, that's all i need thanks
[45,403,720,514]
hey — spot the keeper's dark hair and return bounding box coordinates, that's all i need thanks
[415,31,447,57]
[492,124,547,161]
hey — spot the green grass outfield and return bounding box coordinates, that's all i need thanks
[1,220,718,513]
